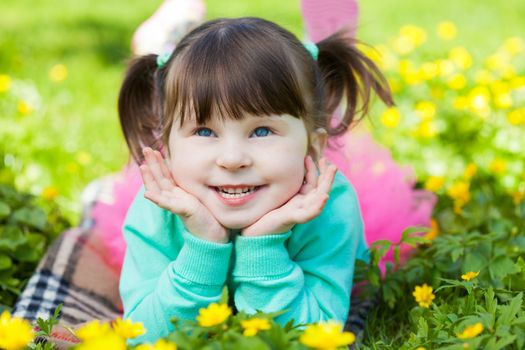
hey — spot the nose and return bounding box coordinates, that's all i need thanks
[216,142,253,170]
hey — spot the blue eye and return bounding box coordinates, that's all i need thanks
[252,127,273,137]
[195,127,214,137]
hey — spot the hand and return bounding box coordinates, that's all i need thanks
[242,156,337,237]
[139,147,229,243]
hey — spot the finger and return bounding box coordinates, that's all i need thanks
[140,164,161,193]
[144,148,171,191]
[154,150,175,184]
[300,156,318,194]
[318,163,337,195]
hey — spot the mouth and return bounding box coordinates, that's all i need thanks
[212,185,263,199]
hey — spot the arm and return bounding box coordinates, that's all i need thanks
[120,187,233,344]
[232,172,368,325]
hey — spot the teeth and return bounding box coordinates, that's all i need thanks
[217,186,258,198]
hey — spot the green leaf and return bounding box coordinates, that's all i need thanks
[0,254,12,270]
[0,225,27,251]
[11,207,48,231]
[14,233,46,262]
[0,201,10,220]
[497,293,523,327]
[489,255,518,280]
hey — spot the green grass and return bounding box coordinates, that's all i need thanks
[0,0,524,221]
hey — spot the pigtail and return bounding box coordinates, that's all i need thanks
[316,30,394,135]
[118,54,162,163]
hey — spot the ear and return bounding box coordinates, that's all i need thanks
[309,128,328,160]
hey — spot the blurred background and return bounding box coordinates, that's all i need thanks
[1,0,524,222]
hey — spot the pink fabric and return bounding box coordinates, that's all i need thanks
[324,129,436,267]
[301,0,359,42]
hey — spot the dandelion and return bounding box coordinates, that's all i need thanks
[17,100,34,115]
[425,219,439,241]
[453,96,469,111]
[112,317,146,339]
[489,159,507,175]
[415,120,438,138]
[49,64,68,82]
[413,284,435,308]
[437,21,457,41]
[464,163,477,179]
[507,108,525,125]
[241,317,271,336]
[420,62,439,80]
[461,271,480,281]
[502,37,524,55]
[512,190,524,205]
[457,322,484,339]
[437,59,456,78]
[76,332,126,350]
[0,311,34,350]
[0,74,12,93]
[447,181,471,213]
[76,151,93,165]
[447,74,467,90]
[380,107,401,128]
[135,341,177,350]
[415,101,437,120]
[424,176,445,192]
[196,303,232,327]
[42,186,59,201]
[76,320,111,341]
[449,47,472,70]
[299,321,355,350]
[494,92,513,109]
[474,70,494,85]
[400,25,427,47]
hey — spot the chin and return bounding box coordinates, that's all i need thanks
[217,216,259,230]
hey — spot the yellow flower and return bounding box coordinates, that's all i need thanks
[241,317,271,336]
[76,151,93,165]
[453,96,469,110]
[437,21,457,41]
[449,47,472,70]
[424,176,445,192]
[415,101,436,120]
[425,219,439,241]
[153,339,177,350]
[400,25,427,47]
[49,64,68,82]
[448,74,467,90]
[461,271,480,281]
[416,348,427,350]
[457,322,484,339]
[512,190,524,205]
[380,107,401,128]
[507,108,525,125]
[503,37,524,56]
[437,59,456,78]
[77,332,126,350]
[447,181,471,213]
[76,320,111,341]
[42,186,59,201]
[474,70,494,85]
[494,92,513,109]
[135,345,155,350]
[420,62,439,80]
[415,120,438,138]
[112,317,146,339]
[17,100,34,115]
[0,311,34,350]
[464,163,477,179]
[196,303,232,327]
[299,321,355,350]
[489,159,507,175]
[413,284,435,308]
[468,86,491,118]
[0,74,12,93]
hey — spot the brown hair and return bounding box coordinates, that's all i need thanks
[119,17,393,163]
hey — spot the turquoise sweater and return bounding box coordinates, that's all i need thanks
[120,172,368,343]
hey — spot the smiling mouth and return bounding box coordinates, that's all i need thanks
[212,186,263,199]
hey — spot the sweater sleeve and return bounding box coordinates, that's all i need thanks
[119,187,233,344]
[232,172,368,325]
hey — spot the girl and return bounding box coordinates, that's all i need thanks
[118,17,392,343]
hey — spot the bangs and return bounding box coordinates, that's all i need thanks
[163,18,311,128]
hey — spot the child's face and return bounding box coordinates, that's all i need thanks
[168,113,309,229]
